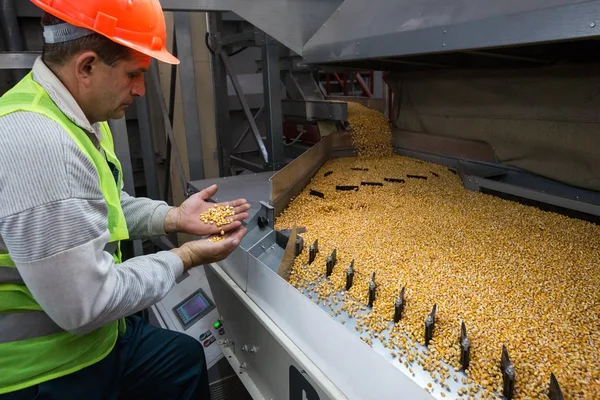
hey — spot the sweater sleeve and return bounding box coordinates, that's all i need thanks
[0,111,183,334]
[120,190,174,240]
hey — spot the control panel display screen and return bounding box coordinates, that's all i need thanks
[173,289,215,330]
[182,296,207,317]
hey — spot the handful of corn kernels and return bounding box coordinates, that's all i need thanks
[199,205,235,237]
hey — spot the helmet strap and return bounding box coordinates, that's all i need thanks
[43,22,94,44]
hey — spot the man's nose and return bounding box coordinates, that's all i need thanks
[131,75,146,97]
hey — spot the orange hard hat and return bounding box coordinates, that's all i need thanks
[31,0,179,65]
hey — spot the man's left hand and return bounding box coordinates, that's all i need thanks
[164,184,251,236]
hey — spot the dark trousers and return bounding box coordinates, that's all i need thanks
[2,316,211,400]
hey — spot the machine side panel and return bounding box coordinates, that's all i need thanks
[245,257,432,400]
[270,134,332,215]
[206,264,343,400]
[151,267,224,369]
[217,247,249,292]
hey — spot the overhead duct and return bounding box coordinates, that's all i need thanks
[159,0,344,56]
[301,0,600,66]
[162,0,600,65]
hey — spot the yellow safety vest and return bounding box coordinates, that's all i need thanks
[0,72,130,394]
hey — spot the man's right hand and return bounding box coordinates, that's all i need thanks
[170,226,247,271]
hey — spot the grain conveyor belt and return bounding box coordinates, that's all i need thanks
[275,103,600,399]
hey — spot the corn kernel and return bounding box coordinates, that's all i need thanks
[199,205,235,228]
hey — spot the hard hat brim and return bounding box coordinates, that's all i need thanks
[114,38,181,65]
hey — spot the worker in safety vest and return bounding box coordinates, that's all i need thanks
[0,0,250,398]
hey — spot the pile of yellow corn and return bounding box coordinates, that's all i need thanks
[275,106,600,399]
[346,101,394,158]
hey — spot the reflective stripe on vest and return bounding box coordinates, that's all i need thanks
[0,242,120,286]
[0,256,21,284]
[0,312,63,342]
[0,267,22,284]
[0,72,130,394]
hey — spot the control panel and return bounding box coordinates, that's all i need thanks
[173,289,215,330]
[151,266,224,368]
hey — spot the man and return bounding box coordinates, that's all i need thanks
[0,0,250,398]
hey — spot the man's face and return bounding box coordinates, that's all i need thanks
[88,51,151,122]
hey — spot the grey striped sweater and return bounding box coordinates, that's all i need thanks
[0,57,183,334]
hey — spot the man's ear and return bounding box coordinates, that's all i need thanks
[74,51,99,87]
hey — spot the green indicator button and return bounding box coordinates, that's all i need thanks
[213,320,222,329]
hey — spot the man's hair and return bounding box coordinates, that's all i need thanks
[41,13,131,67]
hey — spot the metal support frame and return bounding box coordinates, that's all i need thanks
[135,95,161,200]
[326,71,373,97]
[220,30,255,47]
[230,155,266,173]
[0,0,27,81]
[260,33,285,170]
[387,85,393,121]
[355,73,373,97]
[373,71,383,98]
[206,13,351,174]
[110,117,178,252]
[343,73,349,95]
[208,13,232,177]
[108,117,144,257]
[174,12,205,181]
[208,16,288,173]
[207,12,350,174]
[164,24,179,202]
[0,52,39,70]
[109,118,136,197]
[149,60,190,196]
[233,106,264,151]
[220,50,269,163]
[332,73,344,92]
